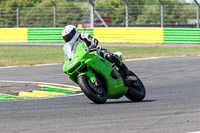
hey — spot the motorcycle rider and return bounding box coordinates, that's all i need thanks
[62,25,131,81]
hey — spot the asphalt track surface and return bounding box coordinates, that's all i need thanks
[0,56,200,133]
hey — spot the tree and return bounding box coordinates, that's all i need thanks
[56,4,85,27]
[94,0,154,26]
[135,0,195,25]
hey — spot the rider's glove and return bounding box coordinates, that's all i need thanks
[81,32,98,48]
[81,32,90,40]
[89,44,96,49]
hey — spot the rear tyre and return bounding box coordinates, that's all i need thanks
[125,71,146,101]
[78,75,107,104]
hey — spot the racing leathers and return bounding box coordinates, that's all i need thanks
[80,32,130,79]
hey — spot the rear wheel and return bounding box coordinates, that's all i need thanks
[78,75,107,104]
[125,71,146,101]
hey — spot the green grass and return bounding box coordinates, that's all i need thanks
[107,47,200,59]
[1,46,200,67]
[0,46,64,67]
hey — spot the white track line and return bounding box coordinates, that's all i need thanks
[0,80,80,89]
[125,56,192,61]
[0,63,61,69]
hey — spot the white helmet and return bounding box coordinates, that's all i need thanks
[62,25,79,43]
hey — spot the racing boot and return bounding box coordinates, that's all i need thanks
[116,60,137,82]
[106,53,137,83]
[122,64,137,84]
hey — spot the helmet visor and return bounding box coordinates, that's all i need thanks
[63,28,76,43]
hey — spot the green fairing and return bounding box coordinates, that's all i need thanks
[78,67,96,83]
[63,43,128,99]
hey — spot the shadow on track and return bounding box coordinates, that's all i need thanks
[89,99,156,104]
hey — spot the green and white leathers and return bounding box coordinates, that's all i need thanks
[63,42,146,104]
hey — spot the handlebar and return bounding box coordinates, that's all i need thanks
[87,48,97,52]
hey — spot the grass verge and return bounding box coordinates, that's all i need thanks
[107,47,200,59]
[0,46,200,67]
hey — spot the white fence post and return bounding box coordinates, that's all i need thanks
[194,0,199,28]
[89,0,94,28]
[51,0,56,27]
[159,0,164,27]
[14,1,19,28]
[123,0,129,27]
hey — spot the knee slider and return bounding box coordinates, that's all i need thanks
[99,49,109,58]
[105,53,113,62]
[106,53,121,65]
[112,54,119,61]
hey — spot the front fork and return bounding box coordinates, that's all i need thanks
[78,67,97,84]
[78,67,103,95]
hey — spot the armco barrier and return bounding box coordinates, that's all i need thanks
[28,28,93,42]
[0,28,200,44]
[28,28,63,42]
[93,28,164,43]
[0,28,28,42]
[164,28,200,44]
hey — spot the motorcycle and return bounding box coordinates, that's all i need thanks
[63,42,146,104]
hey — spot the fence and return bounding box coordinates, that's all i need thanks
[0,0,200,28]
[1,27,200,44]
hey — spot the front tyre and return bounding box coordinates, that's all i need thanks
[78,75,107,104]
[125,71,146,101]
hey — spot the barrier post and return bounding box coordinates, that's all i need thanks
[123,0,129,27]
[159,0,164,27]
[14,1,19,28]
[89,0,94,28]
[51,0,56,27]
[194,0,199,28]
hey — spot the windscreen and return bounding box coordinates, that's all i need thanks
[63,42,77,61]
[63,42,87,61]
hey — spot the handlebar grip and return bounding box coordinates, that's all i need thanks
[87,48,97,52]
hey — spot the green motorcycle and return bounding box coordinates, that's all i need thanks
[63,42,146,104]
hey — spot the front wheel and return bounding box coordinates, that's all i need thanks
[125,71,146,101]
[78,75,107,104]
